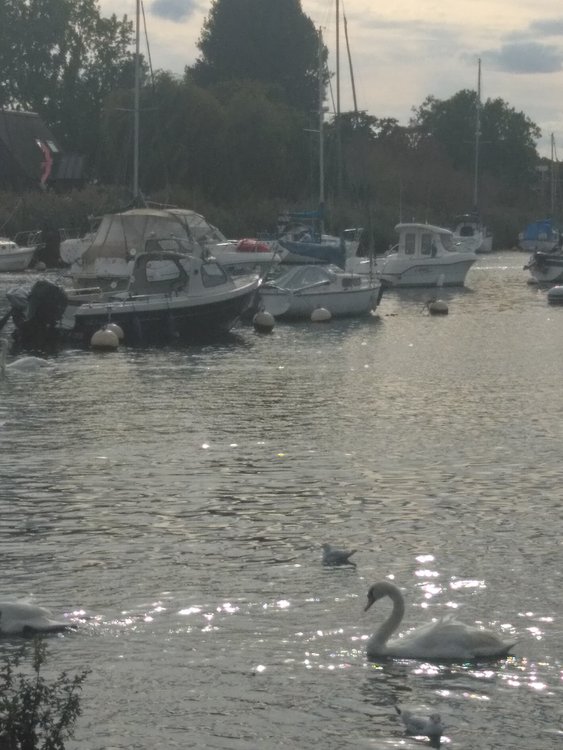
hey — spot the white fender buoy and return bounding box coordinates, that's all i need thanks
[427,299,448,315]
[547,285,563,304]
[34,261,47,272]
[90,328,119,350]
[253,310,275,333]
[105,322,124,340]
[311,307,331,322]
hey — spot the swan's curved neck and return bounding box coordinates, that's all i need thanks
[372,587,405,648]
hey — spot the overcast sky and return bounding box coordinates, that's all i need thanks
[98,0,563,158]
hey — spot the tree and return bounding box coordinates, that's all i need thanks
[0,637,89,749]
[189,0,323,114]
[0,0,134,160]
[411,90,540,191]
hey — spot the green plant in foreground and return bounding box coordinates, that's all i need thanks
[0,637,89,750]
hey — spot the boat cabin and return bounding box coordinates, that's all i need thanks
[393,223,457,258]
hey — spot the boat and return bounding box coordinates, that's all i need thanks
[519,218,561,254]
[259,263,382,319]
[69,207,279,291]
[0,236,37,272]
[7,237,261,348]
[275,27,362,269]
[377,222,477,288]
[451,59,493,254]
[452,212,493,254]
[522,135,563,282]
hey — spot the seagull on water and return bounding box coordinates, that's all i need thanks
[321,543,357,567]
[395,706,444,739]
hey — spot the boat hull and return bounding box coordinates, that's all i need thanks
[68,285,259,345]
[260,284,381,319]
[525,251,563,284]
[0,247,35,272]
[377,257,476,288]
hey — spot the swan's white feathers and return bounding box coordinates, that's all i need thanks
[365,580,516,660]
[0,602,70,635]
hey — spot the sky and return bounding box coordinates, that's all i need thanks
[98,0,563,158]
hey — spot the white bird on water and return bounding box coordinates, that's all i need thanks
[0,338,51,378]
[364,580,517,660]
[395,706,444,739]
[321,543,357,567]
[0,602,72,636]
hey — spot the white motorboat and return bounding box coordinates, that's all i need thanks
[7,237,261,348]
[0,237,36,272]
[259,264,382,319]
[452,213,493,254]
[69,207,278,289]
[377,222,477,288]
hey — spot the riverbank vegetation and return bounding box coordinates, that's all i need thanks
[0,0,553,250]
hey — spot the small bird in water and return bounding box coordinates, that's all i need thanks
[395,706,444,740]
[321,543,356,567]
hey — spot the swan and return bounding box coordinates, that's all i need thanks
[395,706,444,739]
[364,581,516,660]
[0,602,72,636]
[0,338,51,378]
[322,543,356,567]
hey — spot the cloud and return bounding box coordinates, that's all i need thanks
[528,18,563,37]
[150,0,201,22]
[482,42,563,74]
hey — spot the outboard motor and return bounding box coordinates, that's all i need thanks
[7,279,68,347]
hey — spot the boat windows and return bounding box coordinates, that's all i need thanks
[405,233,416,255]
[202,261,228,287]
[441,234,455,252]
[421,234,433,255]
[146,259,182,282]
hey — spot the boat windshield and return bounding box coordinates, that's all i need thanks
[201,261,228,287]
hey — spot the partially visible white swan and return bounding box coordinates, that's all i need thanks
[364,581,516,660]
[0,602,72,636]
[0,338,51,378]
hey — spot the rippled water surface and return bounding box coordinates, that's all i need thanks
[1,252,562,749]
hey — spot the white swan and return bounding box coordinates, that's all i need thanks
[322,543,356,567]
[364,580,516,660]
[0,602,71,636]
[0,338,51,378]
[395,706,444,738]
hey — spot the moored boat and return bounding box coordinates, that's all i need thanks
[377,222,477,288]
[259,263,382,319]
[6,237,261,348]
[0,237,37,272]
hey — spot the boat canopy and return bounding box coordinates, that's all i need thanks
[81,208,216,262]
[520,218,559,241]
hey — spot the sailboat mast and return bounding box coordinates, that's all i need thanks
[335,0,342,196]
[318,29,325,233]
[133,0,141,199]
[343,12,358,114]
[473,58,481,212]
[550,133,556,216]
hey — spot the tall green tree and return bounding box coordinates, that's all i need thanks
[189,0,323,114]
[0,0,133,160]
[411,90,540,193]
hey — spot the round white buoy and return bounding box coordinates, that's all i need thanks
[90,328,119,350]
[253,310,275,333]
[34,261,47,272]
[547,285,563,304]
[428,299,449,315]
[105,322,125,340]
[311,307,331,322]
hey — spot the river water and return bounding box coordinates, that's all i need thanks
[0,251,562,749]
